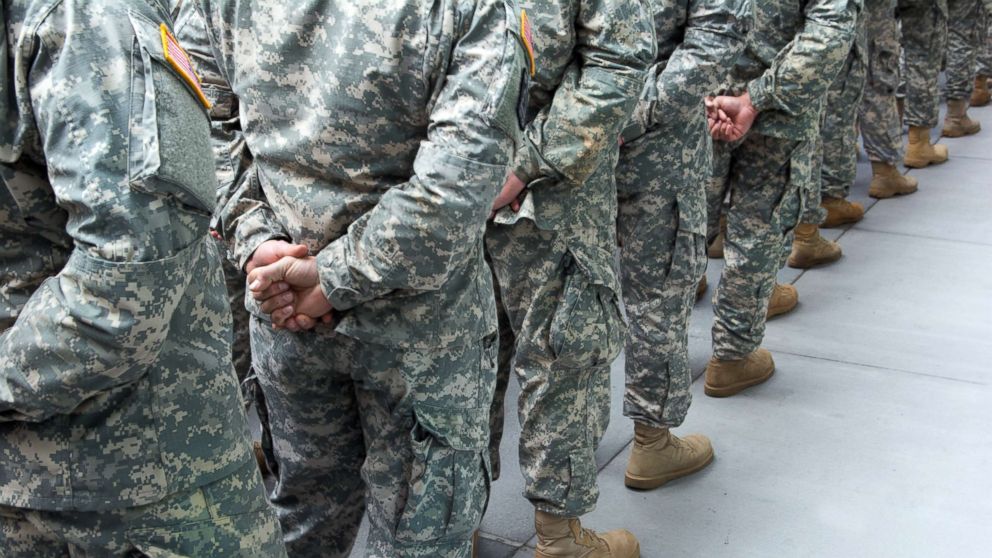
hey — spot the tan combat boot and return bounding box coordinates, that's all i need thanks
[704,348,775,398]
[942,99,982,138]
[788,224,842,269]
[624,423,714,490]
[695,275,708,303]
[534,512,640,558]
[708,215,726,259]
[904,126,949,168]
[971,76,991,107]
[869,162,919,199]
[820,196,864,228]
[766,283,798,319]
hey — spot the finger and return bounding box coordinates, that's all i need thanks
[294,315,318,330]
[247,258,292,292]
[270,305,295,327]
[283,316,302,333]
[278,243,309,259]
[321,313,334,324]
[259,292,296,313]
[510,199,521,212]
[256,281,290,301]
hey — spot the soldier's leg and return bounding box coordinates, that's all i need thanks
[711,134,805,362]
[616,127,707,431]
[486,248,516,481]
[944,0,984,135]
[250,319,366,557]
[356,337,496,558]
[223,257,253,388]
[1,462,284,557]
[900,0,953,164]
[706,139,733,256]
[0,507,67,557]
[486,220,623,518]
[822,51,868,203]
[899,0,947,128]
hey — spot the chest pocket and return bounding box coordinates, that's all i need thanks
[126,12,216,215]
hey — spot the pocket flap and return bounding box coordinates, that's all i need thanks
[566,243,621,295]
[413,403,489,452]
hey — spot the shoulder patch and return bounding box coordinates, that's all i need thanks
[159,23,212,110]
[520,10,536,77]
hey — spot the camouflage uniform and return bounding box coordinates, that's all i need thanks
[485,0,654,517]
[185,1,525,556]
[0,1,283,556]
[173,3,254,395]
[859,0,904,165]
[709,0,861,361]
[616,0,748,430]
[945,0,983,101]
[977,6,992,76]
[897,0,948,128]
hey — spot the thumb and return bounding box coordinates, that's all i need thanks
[247,257,292,292]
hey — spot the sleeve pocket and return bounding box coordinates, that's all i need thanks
[126,12,217,215]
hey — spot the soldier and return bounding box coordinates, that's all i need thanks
[859,0,920,199]
[943,0,984,136]
[483,0,653,556]
[615,0,748,493]
[184,1,526,556]
[0,1,285,556]
[703,0,860,397]
[898,0,951,167]
[788,10,868,270]
[973,4,992,106]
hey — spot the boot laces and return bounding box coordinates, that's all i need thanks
[570,520,608,549]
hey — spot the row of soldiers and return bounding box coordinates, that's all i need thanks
[0,0,983,557]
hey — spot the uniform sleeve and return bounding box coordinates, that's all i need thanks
[513,0,656,186]
[747,0,860,115]
[313,0,522,311]
[651,0,749,116]
[0,2,216,421]
[175,2,288,269]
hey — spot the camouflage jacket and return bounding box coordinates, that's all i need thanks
[0,0,250,511]
[732,0,862,140]
[626,0,750,140]
[190,0,524,349]
[497,0,655,246]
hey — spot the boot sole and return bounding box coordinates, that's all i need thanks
[820,214,863,228]
[941,128,980,138]
[624,451,715,490]
[766,303,797,320]
[704,366,774,398]
[903,157,948,169]
[535,541,640,558]
[869,187,917,199]
[787,250,842,269]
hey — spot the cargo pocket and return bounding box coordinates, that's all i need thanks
[549,244,627,370]
[667,190,708,295]
[394,404,491,545]
[126,12,216,215]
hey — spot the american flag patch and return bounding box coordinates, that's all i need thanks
[520,10,535,77]
[159,23,211,110]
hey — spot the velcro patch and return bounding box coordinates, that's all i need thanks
[159,23,212,110]
[520,10,535,77]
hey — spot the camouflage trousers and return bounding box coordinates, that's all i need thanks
[486,220,624,517]
[250,319,495,558]
[710,134,809,360]
[946,0,983,100]
[977,7,992,75]
[0,461,284,557]
[615,121,708,429]
[898,0,949,128]
[820,48,868,202]
[860,0,905,165]
[223,257,253,388]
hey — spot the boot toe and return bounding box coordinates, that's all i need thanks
[601,529,641,558]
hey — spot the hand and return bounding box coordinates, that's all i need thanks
[245,239,309,274]
[491,172,527,218]
[708,93,758,142]
[705,97,733,132]
[247,256,333,331]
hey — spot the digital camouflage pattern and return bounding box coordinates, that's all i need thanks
[486,0,654,517]
[616,0,748,430]
[173,4,254,391]
[945,0,982,101]
[898,0,948,128]
[818,13,868,202]
[0,461,284,557]
[859,0,904,165]
[182,0,524,555]
[977,6,992,76]
[709,0,860,360]
[0,0,258,516]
